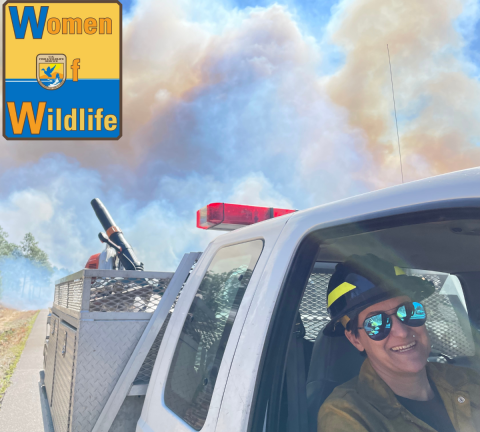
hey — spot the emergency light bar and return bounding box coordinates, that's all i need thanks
[196,202,296,231]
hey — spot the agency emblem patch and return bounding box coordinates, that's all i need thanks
[37,54,66,90]
[3,1,122,140]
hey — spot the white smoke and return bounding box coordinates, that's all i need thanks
[0,0,479,312]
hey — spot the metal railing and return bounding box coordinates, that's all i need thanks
[54,269,175,314]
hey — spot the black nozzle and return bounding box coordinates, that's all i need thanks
[91,198,116,232]
[91,198,144,271]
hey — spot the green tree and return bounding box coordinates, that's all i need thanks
[0,226,19,257]
[20,233,52,271]
[19,233,53,297]
[0,228,54,304]
[0,226,20,299]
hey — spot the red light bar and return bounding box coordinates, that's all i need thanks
[197,203,296,231]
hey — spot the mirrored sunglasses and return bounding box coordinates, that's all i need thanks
[360,301,426,341]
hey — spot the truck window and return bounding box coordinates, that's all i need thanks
[300,265,474,361]
[275,263,474,432]
[251,211,480,432]
[164,240,264,430]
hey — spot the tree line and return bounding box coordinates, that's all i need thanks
[0,225,54,306]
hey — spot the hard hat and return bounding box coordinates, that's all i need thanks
[323,254,435,336]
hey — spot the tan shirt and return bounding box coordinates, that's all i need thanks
[318,359,480,432]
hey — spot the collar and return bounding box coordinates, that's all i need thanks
[357,359,403,418]
[356,358,470,419]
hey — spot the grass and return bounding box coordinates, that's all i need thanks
[0,307,39,409]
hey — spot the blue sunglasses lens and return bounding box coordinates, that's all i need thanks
[398,302,426,327]
[363,313,391,341]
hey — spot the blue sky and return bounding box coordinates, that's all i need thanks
[121,0,134,14]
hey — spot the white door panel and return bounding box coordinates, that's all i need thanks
[138,216,289,432]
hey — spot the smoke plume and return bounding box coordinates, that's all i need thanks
[0,0,479,312]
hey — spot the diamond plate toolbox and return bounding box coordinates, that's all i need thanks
[45,269,174,432]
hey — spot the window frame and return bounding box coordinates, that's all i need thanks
[249,202,480,432]
[164,238,265,430]
[456,272,480,358]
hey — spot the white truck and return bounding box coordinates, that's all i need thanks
[43,167,480,432]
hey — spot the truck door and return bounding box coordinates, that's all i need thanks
[137,215,290,432]
[215,196,480,432]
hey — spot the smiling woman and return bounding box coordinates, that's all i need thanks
[346,295,432,385]
[252,203,480,432]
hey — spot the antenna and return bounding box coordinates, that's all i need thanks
[387,44,404,184]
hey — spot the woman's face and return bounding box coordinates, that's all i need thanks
[346,296,431,377]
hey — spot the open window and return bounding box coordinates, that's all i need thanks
[250,206,480,432]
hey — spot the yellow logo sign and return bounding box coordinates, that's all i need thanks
[3,1,122,140]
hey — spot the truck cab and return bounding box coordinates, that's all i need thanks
[137,167,480,432]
